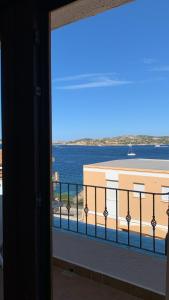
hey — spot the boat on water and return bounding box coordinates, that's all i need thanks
[155,144,169,148]
[127,144,136,156]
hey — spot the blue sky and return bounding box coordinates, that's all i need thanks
[0,1,169,141]
[51,0,169,141]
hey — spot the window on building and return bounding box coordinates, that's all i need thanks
[133,183,145,198]
[161,186,169,202]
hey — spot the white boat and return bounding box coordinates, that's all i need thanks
[155,144,168,148]
[127,144,136,156]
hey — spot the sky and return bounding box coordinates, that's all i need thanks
[0,0,169,141]
[51,0,169,141]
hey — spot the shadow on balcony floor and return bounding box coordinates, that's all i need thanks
[53,266,142,300]
[53,216,165,254]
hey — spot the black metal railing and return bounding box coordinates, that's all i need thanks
[52,181,169,255]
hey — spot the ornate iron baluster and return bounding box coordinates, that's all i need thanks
[151,194,157,252]
[59,182,62,228]
[84,186,89,235]
[95,186,97,238]
[66,183,71,230]
[140,192,142,249]
[126,191,131,246]
[116,189,118,243]
[103,188,108,240]
[76,184,79,233]
[165,206,169,255]
[166,208,169,218]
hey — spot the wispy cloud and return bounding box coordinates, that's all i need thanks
[56,79,132,90]
[53,72,116,82]
[143,58,156,65]
[150,65,169,72]
[53,72,132,90]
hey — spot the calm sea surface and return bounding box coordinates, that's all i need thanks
[52,145,169,183]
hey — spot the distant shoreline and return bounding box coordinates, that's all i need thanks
[52,143,169,146]
[52,135,169,147]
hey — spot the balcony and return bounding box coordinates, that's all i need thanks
[51,181,167,299]
[0,180,167,299]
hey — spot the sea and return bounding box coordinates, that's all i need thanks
[52,145,169,183]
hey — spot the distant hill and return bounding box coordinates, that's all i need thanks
[65,135,169,146]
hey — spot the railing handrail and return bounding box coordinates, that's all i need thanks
[53,180,169,196]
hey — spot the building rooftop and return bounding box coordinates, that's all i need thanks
[84,159,169,172]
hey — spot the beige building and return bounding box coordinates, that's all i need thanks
[83,159,169,238]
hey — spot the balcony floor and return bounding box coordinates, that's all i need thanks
[0,266,141,300]
[53,228,166,297]
[53,266,142,300]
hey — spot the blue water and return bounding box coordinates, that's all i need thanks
[52,145,169,183]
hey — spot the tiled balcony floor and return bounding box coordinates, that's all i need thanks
[0,266,142,300]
